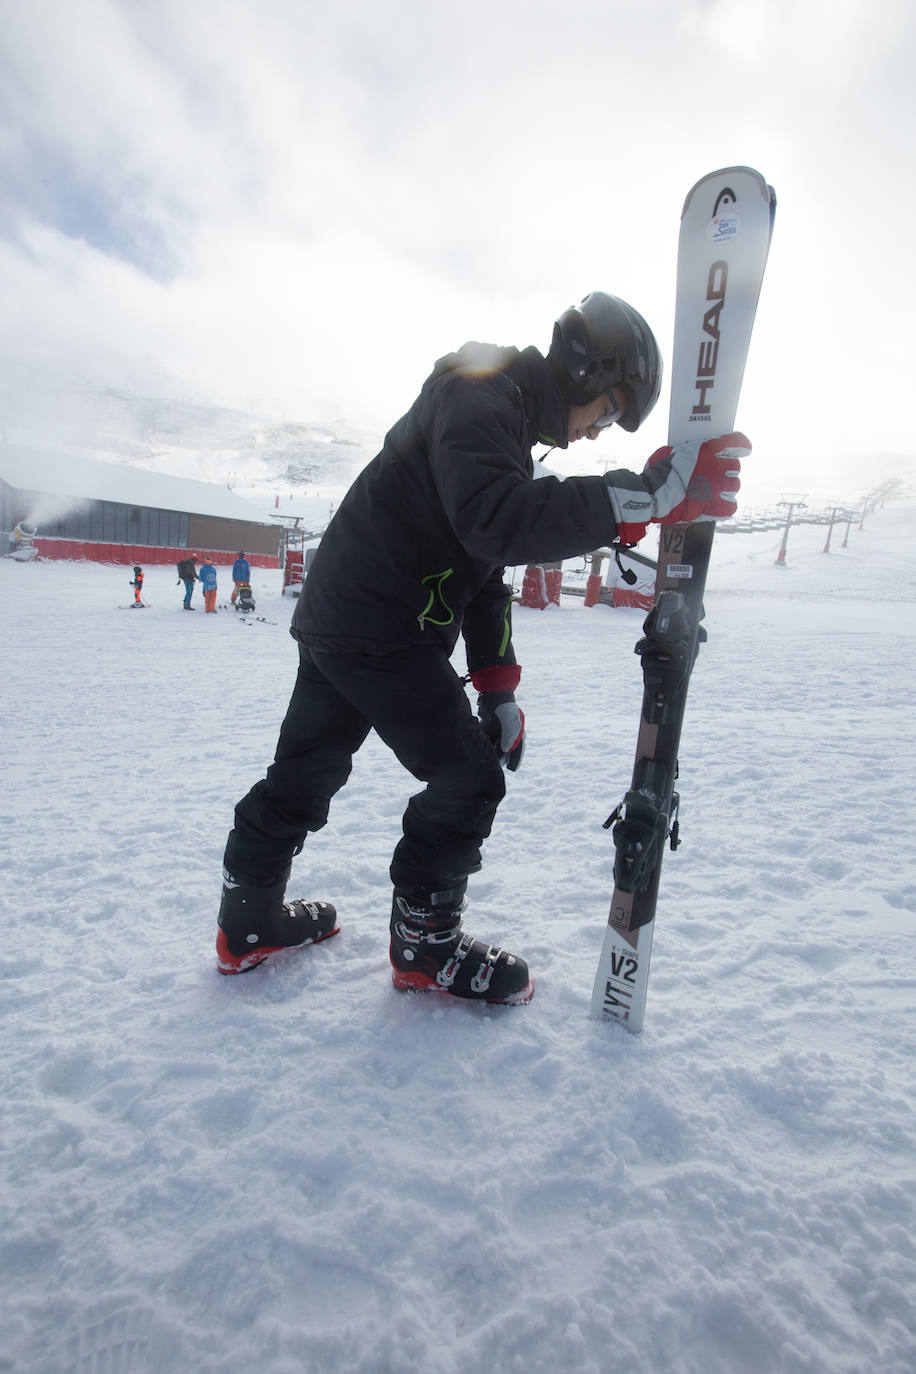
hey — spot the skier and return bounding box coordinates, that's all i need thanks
[231,551,251,603]
[177,554,198,609]
[216,292,748,1002]
[129,565,144,606]
[199,559,218,613]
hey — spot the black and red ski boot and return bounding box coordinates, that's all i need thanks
[216,868,339,974]
[389,883,533,1005]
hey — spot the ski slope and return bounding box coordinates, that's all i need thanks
[1,505,914,1374]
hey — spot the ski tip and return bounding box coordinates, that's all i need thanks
[681,165,772,218]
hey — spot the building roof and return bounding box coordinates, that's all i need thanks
[0,444,272,525]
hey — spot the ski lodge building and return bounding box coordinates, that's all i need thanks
[0,445,283,567]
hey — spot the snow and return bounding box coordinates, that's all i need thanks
[2,506,915,1374]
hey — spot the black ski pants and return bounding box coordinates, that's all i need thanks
[223,645,506,895]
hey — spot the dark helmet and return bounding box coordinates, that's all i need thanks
[547,291,662,432]
[133,565,142,573]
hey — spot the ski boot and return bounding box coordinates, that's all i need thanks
[217,867,339,974]
[389,882,533,1005]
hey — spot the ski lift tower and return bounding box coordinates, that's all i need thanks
[775,492,808,566]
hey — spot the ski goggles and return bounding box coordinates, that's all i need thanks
[592,397,627,430]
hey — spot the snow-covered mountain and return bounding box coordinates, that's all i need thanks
[0,380,380,495]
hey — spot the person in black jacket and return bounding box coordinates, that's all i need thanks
[176,555,198,610]
[216,292,748,1003]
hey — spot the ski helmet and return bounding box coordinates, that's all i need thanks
[547,291,662,432]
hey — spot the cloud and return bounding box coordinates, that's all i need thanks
[0,0,915,507]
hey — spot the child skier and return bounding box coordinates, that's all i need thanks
[129,566,144,607]
[216,291,747,1004]
[199,559,218,612]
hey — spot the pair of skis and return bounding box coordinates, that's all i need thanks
[590,166,777,1032]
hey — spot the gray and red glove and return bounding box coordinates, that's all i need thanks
[603,432,749,544]
[470,665,525,772]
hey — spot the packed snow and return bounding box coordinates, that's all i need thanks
[2,504,914,1374]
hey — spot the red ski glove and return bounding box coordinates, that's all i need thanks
[645,432,748,524]
[602,433,748,542]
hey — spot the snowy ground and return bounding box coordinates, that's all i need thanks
[2,506,915,1374]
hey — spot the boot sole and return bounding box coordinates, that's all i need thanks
[391,967,534,1005]
[217,925,340,975]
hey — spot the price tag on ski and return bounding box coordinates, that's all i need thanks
[590,166,776,1031]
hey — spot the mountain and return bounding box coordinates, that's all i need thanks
[0,381,380,495]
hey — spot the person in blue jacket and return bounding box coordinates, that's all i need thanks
[199,559,218,612]
[216,292,748,1004]
[231,551,250,604]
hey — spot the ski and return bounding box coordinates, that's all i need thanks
[590,166,776,1031]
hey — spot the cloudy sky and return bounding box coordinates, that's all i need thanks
[1,0,914,506]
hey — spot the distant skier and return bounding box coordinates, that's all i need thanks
[231,551,250,603]
[177,554,198,609]
[199,559,218,613]
[129,565,144,606]
[216,292,747,1002]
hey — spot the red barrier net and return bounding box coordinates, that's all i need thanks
[32,540,279,568]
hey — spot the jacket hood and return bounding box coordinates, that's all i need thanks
[425,342,569,451]
[424,341,521,385]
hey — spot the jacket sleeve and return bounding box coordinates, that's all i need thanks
[426,373,618,567]
[461,570,517,675]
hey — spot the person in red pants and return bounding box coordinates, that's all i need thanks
[199,559,218,612]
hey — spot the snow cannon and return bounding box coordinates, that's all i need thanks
[9,522,38,561]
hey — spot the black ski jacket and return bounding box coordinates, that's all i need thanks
[292,344,620,670]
